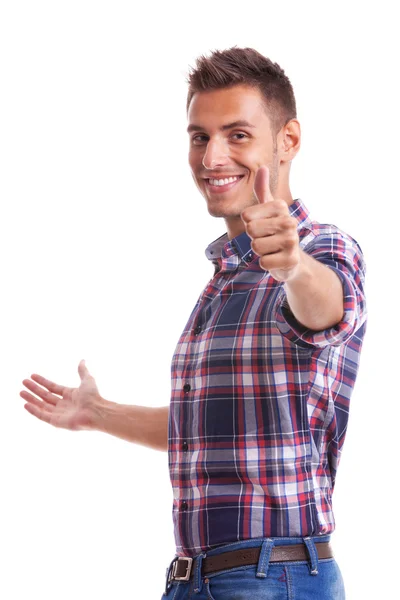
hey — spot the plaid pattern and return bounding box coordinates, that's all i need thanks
[168,198,367,557]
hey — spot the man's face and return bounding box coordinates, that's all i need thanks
[187,84,280,229]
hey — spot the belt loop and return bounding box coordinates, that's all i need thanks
[256,538,274,578]
[303,537,319,575]
[193,553,206,594]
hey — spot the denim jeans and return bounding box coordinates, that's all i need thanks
[161,535,345,599]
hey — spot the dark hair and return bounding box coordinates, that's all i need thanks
[187,47,297,135]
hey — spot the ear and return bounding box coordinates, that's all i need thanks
[279,119,301,163]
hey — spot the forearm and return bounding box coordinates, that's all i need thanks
[285,250,344,331]
[89,398,169,452]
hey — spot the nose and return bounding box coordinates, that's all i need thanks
[202,139,229,170]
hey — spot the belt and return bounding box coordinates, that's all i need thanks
[169,542,333,582]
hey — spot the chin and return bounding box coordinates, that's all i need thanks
[206,194,255,217]
[206,205,243,220]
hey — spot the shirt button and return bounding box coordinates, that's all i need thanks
[181,501,188,511]
[182,441,188,451]
[183,383,191,393]
[194,324,202,335]
[246,252,253,261]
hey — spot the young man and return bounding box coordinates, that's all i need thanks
[20,48,367,599]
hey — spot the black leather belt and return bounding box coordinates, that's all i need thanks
[169,542,333,582]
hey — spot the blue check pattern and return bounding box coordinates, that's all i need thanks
[168,198,367,557]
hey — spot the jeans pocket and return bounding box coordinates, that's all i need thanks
[204,579,217,600]
[205,565,288,600]
[286,560,345,600]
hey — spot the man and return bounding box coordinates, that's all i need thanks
[20,48,367,599]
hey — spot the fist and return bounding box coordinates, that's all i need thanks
[240,166,301,282]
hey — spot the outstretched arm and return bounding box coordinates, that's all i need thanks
[20,360,169,452]
[91,399,169,452]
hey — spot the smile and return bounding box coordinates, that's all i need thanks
[205,175,244,193]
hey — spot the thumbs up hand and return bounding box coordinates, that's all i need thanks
[241,166,301,282]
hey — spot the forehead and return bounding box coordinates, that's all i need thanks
[187,84,271,130]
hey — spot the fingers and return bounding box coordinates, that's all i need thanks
[21,379,63,406]
[251,229,299,257]
[245,215,294,240]
[259,249,299,273]
[30,373,66,396]
[254,166,274,204]
[78,359,90,380]
[22,395,53,424]
[241,198,287,224]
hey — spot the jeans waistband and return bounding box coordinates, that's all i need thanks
[165,535,332,595]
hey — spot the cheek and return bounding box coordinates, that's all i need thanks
[188,148,202,172]
[233,146,267,173]
[247,140,272,163]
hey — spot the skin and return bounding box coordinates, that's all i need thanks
[187,83,299,241]
[188,83,344,319]
[19,83,345,435]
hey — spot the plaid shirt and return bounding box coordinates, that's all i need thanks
[168,198,367,557]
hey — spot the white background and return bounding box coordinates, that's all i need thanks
[1,1,398,599]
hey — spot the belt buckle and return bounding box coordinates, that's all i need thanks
[172,557,193,581]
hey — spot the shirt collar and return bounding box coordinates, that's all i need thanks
[205,198,312,263]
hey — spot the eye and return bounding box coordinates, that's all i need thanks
[191,134,208,145]
[231,132,248,141]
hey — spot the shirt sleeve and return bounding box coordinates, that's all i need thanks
[274,229,367,348]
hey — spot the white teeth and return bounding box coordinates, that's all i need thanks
[209,176,239,186]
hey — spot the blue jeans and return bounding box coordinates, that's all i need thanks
[161,535,345,599]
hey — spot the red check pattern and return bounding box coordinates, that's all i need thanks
[168,198,367,557]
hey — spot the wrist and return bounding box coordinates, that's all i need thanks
[285,250,311,284]
[86,395,114,432]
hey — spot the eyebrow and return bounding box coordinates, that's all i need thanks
[187,120,256,133]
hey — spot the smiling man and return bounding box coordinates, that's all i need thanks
[20,48,367,600]
[167,49,367,599]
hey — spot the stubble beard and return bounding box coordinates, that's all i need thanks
[202,139,280,219]
[207,158,279,220]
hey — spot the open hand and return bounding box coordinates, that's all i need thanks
[20,360,102,430]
